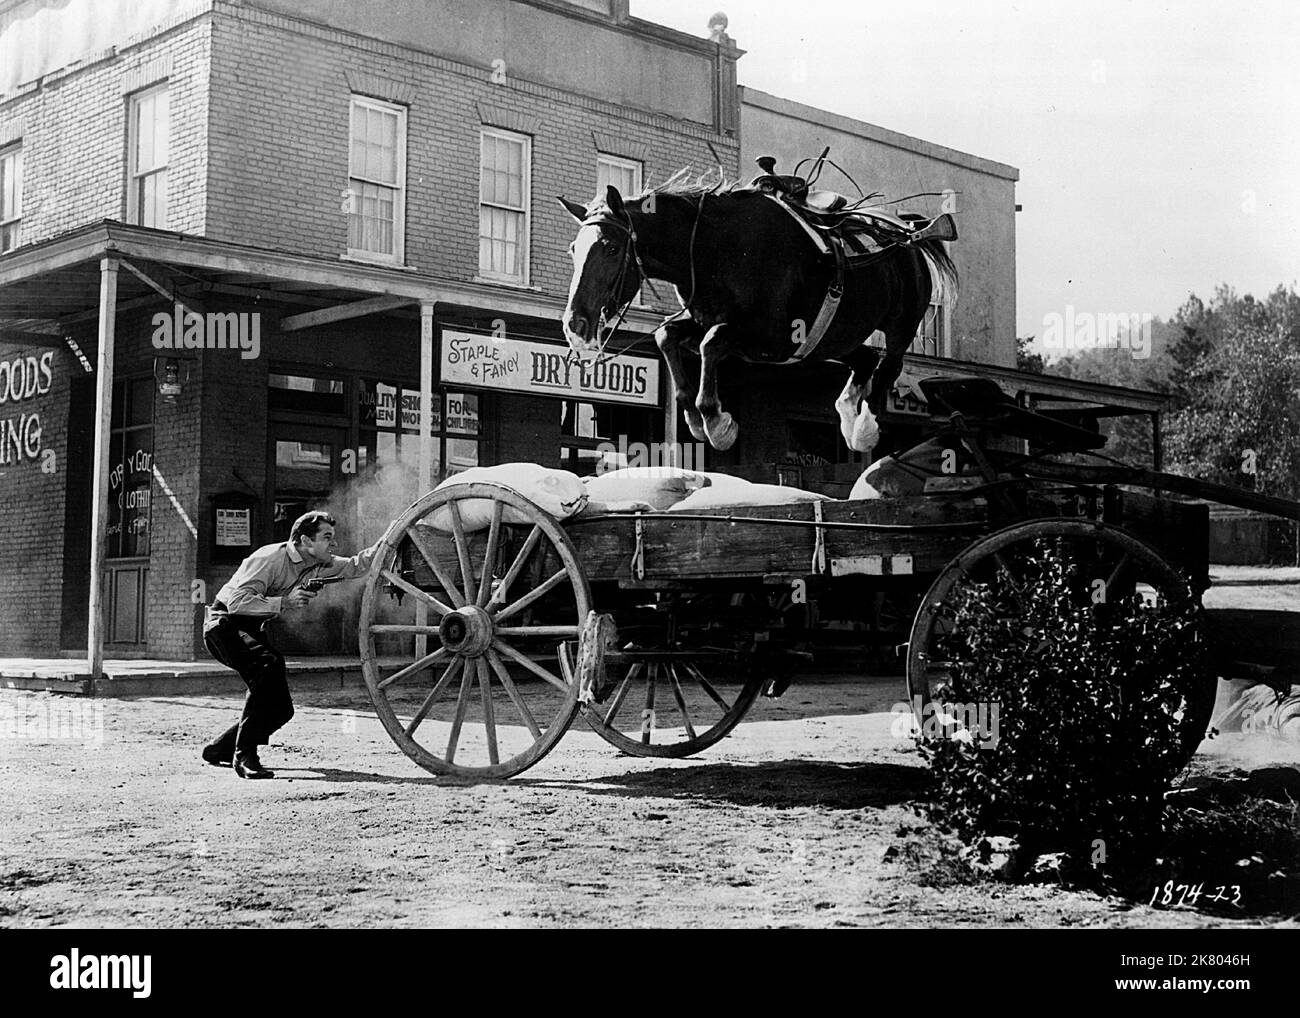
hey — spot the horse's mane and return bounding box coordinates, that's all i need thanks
[636,167,742,200]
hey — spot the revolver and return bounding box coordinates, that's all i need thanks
[301,575,344,593]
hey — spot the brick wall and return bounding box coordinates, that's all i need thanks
[0,16,212,244]
[204,5,737,315]
[0,341,74,654]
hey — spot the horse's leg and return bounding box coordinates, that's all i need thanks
[836,344,882,454]
[655,318,707,442]
[867,325,909,422]
[696,323,739,451]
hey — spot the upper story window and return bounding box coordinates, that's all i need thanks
[0,143,21,253]
[348,95,407,263]
[479,128,530,283]
[128,85,169,229]
[912,301,947,357]
[596,153,642,200]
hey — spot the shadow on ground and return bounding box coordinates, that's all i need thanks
[551,758,927,810]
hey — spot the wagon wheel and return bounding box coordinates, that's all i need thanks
[564,593,768,758]
[358,482,591,779]
[907,518,1214,770]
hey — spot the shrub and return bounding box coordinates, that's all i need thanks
[918,538,1207,882]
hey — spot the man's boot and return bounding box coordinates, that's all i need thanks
[234,752,274,779]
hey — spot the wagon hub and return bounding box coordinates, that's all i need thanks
[438,606,494,658]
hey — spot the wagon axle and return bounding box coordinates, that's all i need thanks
[438,606,495,658]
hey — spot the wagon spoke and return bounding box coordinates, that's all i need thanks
[992,551,1021,587]
[405,657,462,735]
[487,649,542,739]
[404,525,467,609]
[444,657,477,764]
[666,664,698,741]
[494,625,581,639]
[492,638,569,692]
[380,569,454,617]
[477,658,499,766]
[685,662,729,711]
[642,664,658,744]
[379,646,450,690]
[1104,552,1132,598]
[602,662,640,726]
[447,500,476,605]
[476,501,505,607]
[486,525,543,611]
[494,569,572,623]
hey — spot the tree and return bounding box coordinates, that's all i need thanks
[1164,286,1300,500]
[1016,335,1044,374]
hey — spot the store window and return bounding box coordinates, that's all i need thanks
[912,301,946,357]
[348,95,407,263]
[359,380,482,482]
[127,85,169,229]
[559,400,660,476]
[479,128,530,282]
[107,376,154,558]
[0,142,21,253]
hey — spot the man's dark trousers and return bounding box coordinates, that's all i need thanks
[203,616,294,759]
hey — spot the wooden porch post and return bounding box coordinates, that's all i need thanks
[87,256,119,677]
[415,300,436,657]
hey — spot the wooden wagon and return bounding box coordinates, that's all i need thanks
[355,376,1300,779]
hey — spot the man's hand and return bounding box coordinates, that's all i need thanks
[284,588,318,611]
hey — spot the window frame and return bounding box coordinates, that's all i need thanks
[126,83,170,229]
[347,94,408,265]
[596,152,642,200]
[596,153,646,305]
[477,126,532,285]
[0,141,22,253]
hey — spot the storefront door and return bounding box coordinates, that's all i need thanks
[269,422,347,654]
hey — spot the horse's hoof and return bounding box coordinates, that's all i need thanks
[848,406,880,454]
[705,412,738,451]
[684,412,707,442]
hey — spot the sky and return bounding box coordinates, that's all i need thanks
[633,0,1300,349]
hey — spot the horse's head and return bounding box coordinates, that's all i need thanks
[558,185,643,352]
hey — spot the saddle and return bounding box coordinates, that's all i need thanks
[749,153,958,261]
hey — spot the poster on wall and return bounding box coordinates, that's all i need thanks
[215,508,251,547]
[440,329,659,408]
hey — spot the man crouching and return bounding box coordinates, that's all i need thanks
[201,510,382,779]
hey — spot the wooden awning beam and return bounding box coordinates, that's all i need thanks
[279,294,414,332]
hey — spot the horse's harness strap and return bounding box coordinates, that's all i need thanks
[763,194,846,364]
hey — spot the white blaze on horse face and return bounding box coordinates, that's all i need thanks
[562,224,608,352]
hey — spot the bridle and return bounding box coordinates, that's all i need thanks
[577,194,707,363]
[578,210,647,363]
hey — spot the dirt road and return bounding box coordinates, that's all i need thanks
[2,676,1295,929]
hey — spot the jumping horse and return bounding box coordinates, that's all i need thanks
[559,162,958,455]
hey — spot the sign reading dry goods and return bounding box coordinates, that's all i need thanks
[441,329,659,407]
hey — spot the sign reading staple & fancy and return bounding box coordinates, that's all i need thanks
[440,329,659,407]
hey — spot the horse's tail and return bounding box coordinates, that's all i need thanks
[917,239,959,310]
